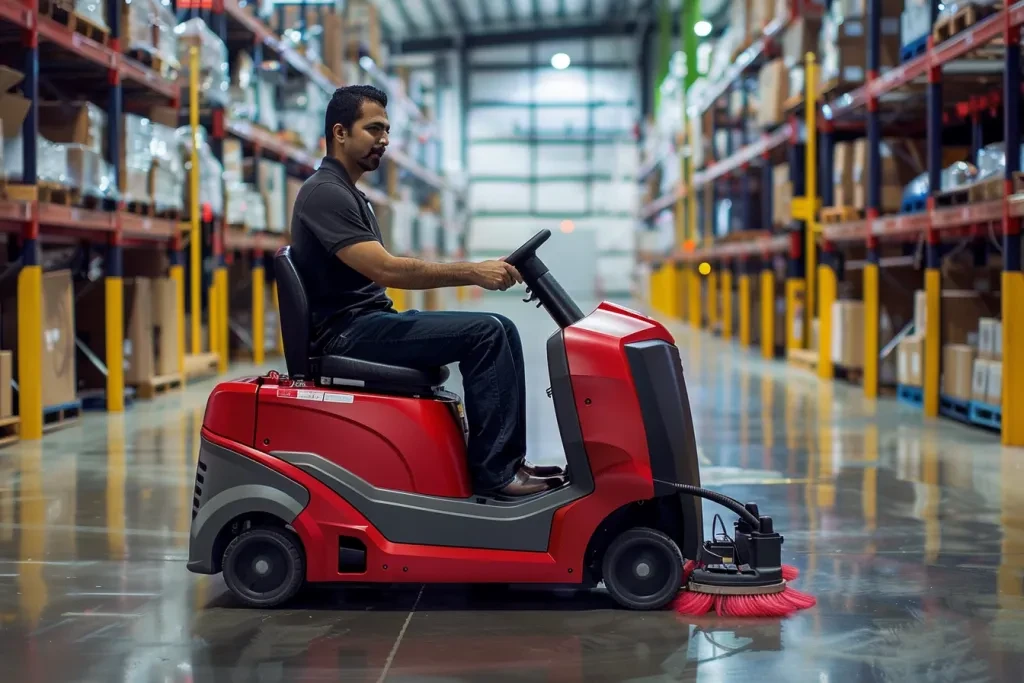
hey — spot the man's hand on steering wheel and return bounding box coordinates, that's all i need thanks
[470,260,523,291]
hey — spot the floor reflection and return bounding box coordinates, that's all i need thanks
[0,298,1022,681]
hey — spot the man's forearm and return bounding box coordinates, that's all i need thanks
[377,256,476,290]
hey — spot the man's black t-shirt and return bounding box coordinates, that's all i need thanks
[290,156,393,351]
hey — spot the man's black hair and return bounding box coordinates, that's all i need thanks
[324,85,388,151]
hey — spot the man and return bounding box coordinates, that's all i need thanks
[289,85,563,497]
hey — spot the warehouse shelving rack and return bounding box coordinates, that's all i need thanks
[0,0,458,444]
[641,0,1024,446]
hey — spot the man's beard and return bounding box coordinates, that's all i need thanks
[359,149,384,171]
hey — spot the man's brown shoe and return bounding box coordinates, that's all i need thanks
[496,468,559,496]
[522,461,565,478]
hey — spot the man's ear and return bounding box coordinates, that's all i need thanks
[333,123,345,146]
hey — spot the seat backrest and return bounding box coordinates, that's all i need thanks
[273,246,310,379]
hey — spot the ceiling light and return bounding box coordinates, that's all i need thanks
[551,52,571,70]
[695,20,713,37]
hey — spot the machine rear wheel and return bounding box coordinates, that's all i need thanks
[601,527,683,610]
[222,527,305,608]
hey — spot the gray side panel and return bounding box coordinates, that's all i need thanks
[187,439,310,574]
[275,452,588,552]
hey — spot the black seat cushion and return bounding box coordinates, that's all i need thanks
[314,355,450,388]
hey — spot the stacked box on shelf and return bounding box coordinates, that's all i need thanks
[257,159,287,233]
[757,59,789,128]
[34,101,117,203]
[971,317,1003,407]
[782,16,823,103]
[819,1,901,94]
[901,0,933,60]
[851,138,925,213]
[122,0,180,77]
[773,163,792,226]
[174,17,230,106]
[223,139,267,231]
[181,126,225,218]
[0,66,30,182]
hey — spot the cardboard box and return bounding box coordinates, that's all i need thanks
[831,300,864,369]
[223,138,244,183]
[834,142,855,206]
[773,163,791,226]
[914,290,927,333]
[757,59,789,128]
[286,177,303,232]
[152,278,179,376]
[942,344,975,401]
[852,138,925,211]
[897,334,924,386]
[0,65,31,140]
[972,358,990,401]
[37,101,106,152]
[0,350,11,418]
[977,317,1000,359]
[257,159,287,232]
[75,277,156,389]
[1,270,77,407]
[125,278,155,385]
[321,11,344,80]
[986,361,1002,404]
[943,290,996,346]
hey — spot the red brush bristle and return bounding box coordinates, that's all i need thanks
[682,560,698,583]
[781,564,799,582]
[672,589,715,615]
[713,586,817,618]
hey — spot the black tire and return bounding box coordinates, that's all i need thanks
[222,527,305,608]
[601,527,683,610]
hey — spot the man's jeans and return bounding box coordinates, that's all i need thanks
[322,310,527,492]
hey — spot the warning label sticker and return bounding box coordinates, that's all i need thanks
[323,393,354,404]
[277,388,325,401]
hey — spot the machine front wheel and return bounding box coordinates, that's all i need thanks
[222,527,305,608]
[601,527,683,610]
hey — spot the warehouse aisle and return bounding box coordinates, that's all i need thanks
[1,296,1022,682]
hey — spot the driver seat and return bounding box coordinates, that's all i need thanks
[273,246,449,392]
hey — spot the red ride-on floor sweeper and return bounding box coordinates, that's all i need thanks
[187,229,814,614]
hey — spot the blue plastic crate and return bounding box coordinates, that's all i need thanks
[897,384,924,408]
[939,394,971,424]
[901,196,927,214]
[900,34,928,63]
[968,400,1002,431]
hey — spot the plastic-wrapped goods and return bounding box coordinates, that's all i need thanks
[151,121,185,212]
[122,114,154,204]
[174,18,230,106]
[124,0,180,75]
[38,138,70,186]
[976,142,1024,181]
[939,0,1000,19]
[903,161,980,202]
[225,181,268,229]
[176,125,224,217]
[228,51,258,122]
[256,73,279,131]
[74,0,108,30]
[279,80,328,151]
[245,186,267,231]
[37,101,106,154]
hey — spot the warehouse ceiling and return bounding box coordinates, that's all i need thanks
[371,0,659,43]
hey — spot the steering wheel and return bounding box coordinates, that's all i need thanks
[505,229,552,270]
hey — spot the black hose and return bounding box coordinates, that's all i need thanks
[656,481,761,530]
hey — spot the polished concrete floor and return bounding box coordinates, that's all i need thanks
[1,295,1023,682]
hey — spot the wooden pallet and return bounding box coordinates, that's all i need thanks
[835,365,863,385]
[787,347,818,372]
[155,207,182,220]
[184,353,219,382]
[39,0,110,46]
[42,400,82,433]
[124,49,178,80]
[820,206,864,224]
[126,200,155,216]
[934,185,971,207]
[933,2,1002,45]
[134,373,183,399]
[0,415,20,449]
